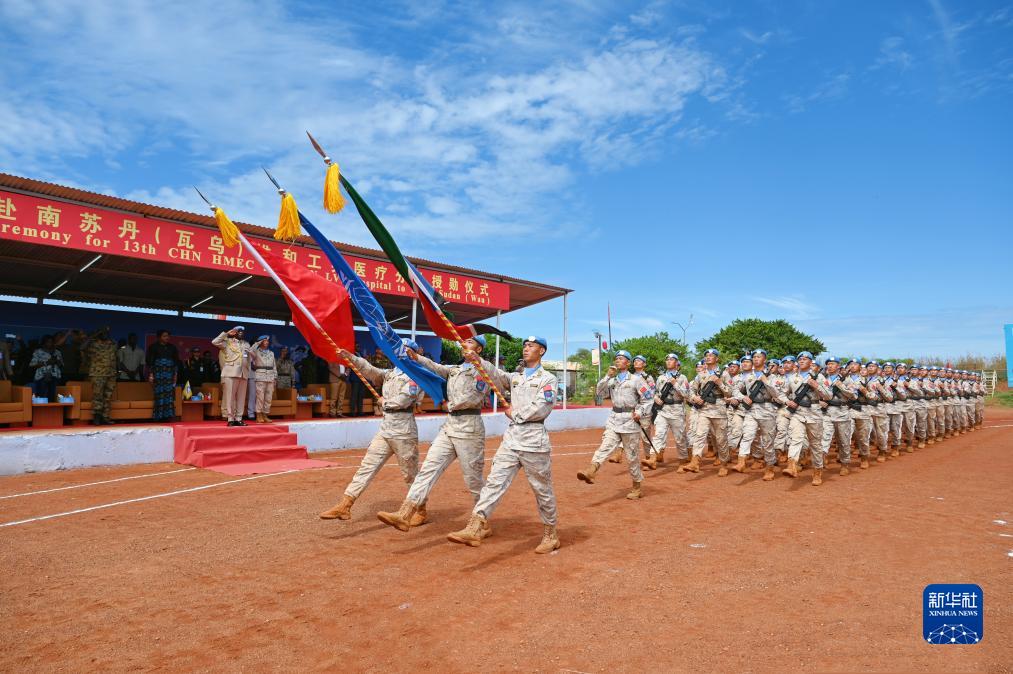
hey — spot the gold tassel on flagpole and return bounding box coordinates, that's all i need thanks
[274,192,302,241]
[213,207,241,248]
[323,162,345,214]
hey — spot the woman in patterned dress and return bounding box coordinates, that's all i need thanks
[146,329,180,421]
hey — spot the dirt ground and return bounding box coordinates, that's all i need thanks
[1,409,1011,673]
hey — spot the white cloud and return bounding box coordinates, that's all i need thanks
[751,295,820,320]
[872,36,914,71]
[0,0,733,247]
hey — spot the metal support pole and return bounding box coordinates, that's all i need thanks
[562,292,568,410]
[493,310,501,413]
[410,299,417,341]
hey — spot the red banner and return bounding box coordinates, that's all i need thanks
[0,189,509,309]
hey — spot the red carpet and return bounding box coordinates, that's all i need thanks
[173,423,334,476]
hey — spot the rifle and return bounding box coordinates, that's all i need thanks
[742,364,774,410]
[788,373,816,413]
[650,381,675,425]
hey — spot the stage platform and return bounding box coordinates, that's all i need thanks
[0,407,610,475]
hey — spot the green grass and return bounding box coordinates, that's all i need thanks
[987,390,1013,407]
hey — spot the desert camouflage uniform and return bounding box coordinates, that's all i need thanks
[867,374,892,457]
[342,353,424,499]
[820,373,857,465]
[736,368,784,466]
[650,369,691,460]
[847,373,875,461]
[689,369,730,460]
[591,372,646,483]
[785,371,829,468]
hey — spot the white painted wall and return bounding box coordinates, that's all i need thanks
[0,408,610,475]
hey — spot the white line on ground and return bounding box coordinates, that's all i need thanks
[0,470,297,529]
[0,468,198,500]
[983,424,1013,429]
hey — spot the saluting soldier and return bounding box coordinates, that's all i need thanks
[251,335,277,424]
[645,353,691,468]
[319,339,428,522]
[782,351,830,485]
[377,336,493,534]
[578,350,648,499]
[819,356,858,475]
[679,348,730,475]
[212,326,251,427]
[82,327,118,426]
[447,336,561,554]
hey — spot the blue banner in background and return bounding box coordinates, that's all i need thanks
[1005,324,1013,384]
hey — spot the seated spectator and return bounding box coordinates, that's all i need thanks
[180,347,207,389]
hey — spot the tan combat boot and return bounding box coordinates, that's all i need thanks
[859,458,869,469]
[534,524,560,554]
[377,500,418,532]
[751,458,765,470]
[917,441,926,449]
[641,454,658,470]
[626,481,643,500]
[607,448,623,463]
[678,455,701,473]
[656,450,665,465]
[762,466,775,481]
[840,465,850,476]
[409,503,428,527]
[577,462,600,484]
[782,458,799,478]
[732,456,747,473]
[447,514,487,547]
[876,454,887,463]
[717,462,729,477]
[479,517,493,540]
[927,437,935,445]
[319,494,355,520]
[711,456,723,467]
[890,446,900,458]
[811,468,823,486]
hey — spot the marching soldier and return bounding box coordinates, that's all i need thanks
[865,361,892,462]
[895,363,918,451]
[772,356,794,460]
[725,357,750,465]
[447,336,560,554]
[578,350,648,499]
[377,336,492,533]
[909,365,929,449]
[734,349,782,480]
[926,366,944,442]
[644,353,691,468]
[845,359,875,470]
[82,327,118,426]
[679,348,730,475]
[880,362,904,458]
[782,352,830,485]
[212,326,251,427]
[631,355,656,464]
[319,339,427,522]
[820,356,857,475]
[251,335,277,424]
[974,373,985,428]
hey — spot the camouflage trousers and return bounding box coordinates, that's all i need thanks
[773,407,791,452]
[888,412,904,447]
[871,413,889,454]
[738,406,776,465]
[406,430,484,506]
[902,409,917,443]
[787,412,823,469]
[914,405,929,441]
[821,415,854,464]
[345,434,419,499]
[90,376,116,420]
[726,409,745,455]
[692,414,729,461]
[474,445,557,526]
[851,412,873,457]
[593,429,643,482]
[651,410,688,460]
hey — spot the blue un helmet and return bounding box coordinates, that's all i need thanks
[797,351,814,361]
[665,353,681,362]
[769,358,781,366]
[739,355,751,363]
[469,334,487,350]
[704,347,720,357]
[615,349,632,362]
[752,348,768,358]
[782,354,797,363]
[523,335,548,350]
[633,354,647,365]
[824,354,840,364]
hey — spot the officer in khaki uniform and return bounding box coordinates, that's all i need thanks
[680,348,730,475]
[782,352,830,485]
[212,326,251,426]
[251,335,277,424]
[377,335,493,533]
[578,350,648,499]
[82,327,118,426]
[646,354,691,467]
[448,336,560,554]
[320,339,427,522]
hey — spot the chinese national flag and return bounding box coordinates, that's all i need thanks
[255,244,354,360]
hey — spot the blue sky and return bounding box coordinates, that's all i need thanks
[2,0,1011,359]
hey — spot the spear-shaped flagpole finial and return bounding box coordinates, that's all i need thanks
[262,166,285,195]
[193,186,216,213]
[306,131,331,165]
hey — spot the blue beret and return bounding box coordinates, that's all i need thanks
[633,354,647,364]
[824,354,839,364]
[470,335,487,349]
[769,358,781,365]
[846,358,860,366]
[739,355,751,363]
[524,335,548,350]
[257,334,270,342]
[751,348,767,357]
[232,325,245,332]
[704,348,720,357]
[867,360,879,367]
[616,349,632,361]
[882,361,894,367]
[782,355,796,363]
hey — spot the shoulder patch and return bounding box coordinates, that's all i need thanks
[542,383,554,402]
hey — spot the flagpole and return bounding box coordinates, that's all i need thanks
[238,234,381,401]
